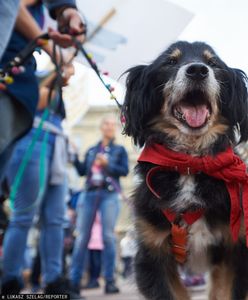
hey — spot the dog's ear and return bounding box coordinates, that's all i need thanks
[122,64,152,147]
[228,69,248,143]
[221,68,248,143]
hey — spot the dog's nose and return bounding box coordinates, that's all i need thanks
[186,64,209,80]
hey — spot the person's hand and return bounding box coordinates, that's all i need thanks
[61,63,75,86]
[49,8,86,48]
[96,154,109,167]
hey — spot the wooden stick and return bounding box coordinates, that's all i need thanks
[86,8,117,42]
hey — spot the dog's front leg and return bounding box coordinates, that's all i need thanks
[231,241,248,300]
[209,261,234,300]
[135,241,190,300]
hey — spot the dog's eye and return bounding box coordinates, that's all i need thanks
[207,59,218,67]
[167,58,177,65]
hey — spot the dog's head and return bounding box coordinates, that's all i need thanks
[122,41,248,154]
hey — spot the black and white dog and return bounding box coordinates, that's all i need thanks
[122,41,248,300]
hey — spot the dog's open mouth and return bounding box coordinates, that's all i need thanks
[173,90,212,129]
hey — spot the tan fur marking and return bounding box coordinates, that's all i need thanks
[169,275,190,300]
[204,49,215,60]
[136,219,170,253]
[239,216,246,239]
[151,113,228,155]
[209,263,234,300]
[170,48,182,59]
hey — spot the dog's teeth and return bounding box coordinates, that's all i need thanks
[174,109,184,120]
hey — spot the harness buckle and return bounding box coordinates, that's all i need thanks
[187,167,191,175]
[171,223,188,264]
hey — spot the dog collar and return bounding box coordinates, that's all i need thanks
[138,143,248,248]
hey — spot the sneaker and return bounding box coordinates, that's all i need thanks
[31,284,42,293]
[84,280,100,289]
[183,274,206,292]
[44,277,86,300]
[105,281,120,294]
[1,278,22,294]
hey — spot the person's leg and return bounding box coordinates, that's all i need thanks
[39,181,67,285]
[122,257,128,278]
[125,257,133,277]
[2,137,50,292]
[90,250,102,282]
[70,191,100,288]
[99,192,120,286]
[30,249,41,291]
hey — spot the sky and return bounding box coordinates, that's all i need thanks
[169,0,248,73]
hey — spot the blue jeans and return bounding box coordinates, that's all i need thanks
[3,125,66,285]
[70,190,120,285]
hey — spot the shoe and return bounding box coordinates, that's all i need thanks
[105,280,120,294]
[31,284,41,293]
[183,274,206,292]
[44,277,86,300]
[84,280,100,289]
[1,278,22,294]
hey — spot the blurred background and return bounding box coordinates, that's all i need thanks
[41,0,248,232]
[7,1,246,298]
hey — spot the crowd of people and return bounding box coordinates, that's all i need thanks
[0,0,134,299]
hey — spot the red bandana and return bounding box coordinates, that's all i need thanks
[138,143,248,247]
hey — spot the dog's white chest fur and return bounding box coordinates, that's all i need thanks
[173,175,222,272]
[172,175,201,210]
[186,218,221,273]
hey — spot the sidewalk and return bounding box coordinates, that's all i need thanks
[82,278,208,300]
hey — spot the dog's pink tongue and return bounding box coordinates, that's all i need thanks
[180,104,209,128]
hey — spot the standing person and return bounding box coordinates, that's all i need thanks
[120,229,137,279]
[0,0,86,181]
[1,60,86,298]
[70,116,129,294]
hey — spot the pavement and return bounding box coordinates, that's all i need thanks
[21,275,208,299]
[83,278,208,300]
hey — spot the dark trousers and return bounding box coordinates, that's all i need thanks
[88,250,102,282]
[122,256,133,278]
[31,250,41,286]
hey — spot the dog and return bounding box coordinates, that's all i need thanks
[122,41,248,300]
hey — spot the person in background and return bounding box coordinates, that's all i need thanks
[0,0,86,181]
[70,115,129,294]
[120,229,137,279]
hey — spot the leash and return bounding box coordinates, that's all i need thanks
[0,33,50,86]
[1,33,123,109]
[72,37,123,110]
